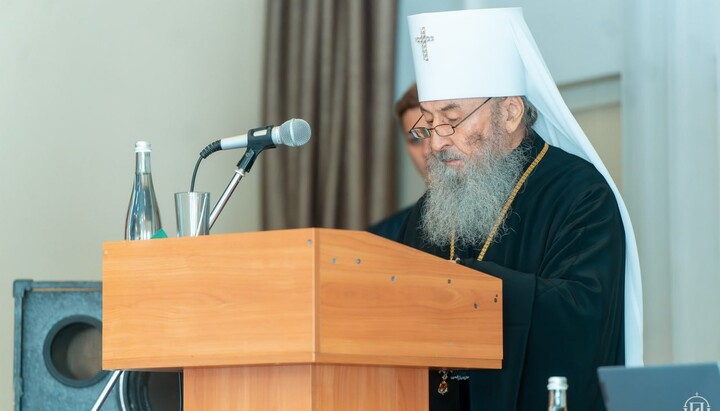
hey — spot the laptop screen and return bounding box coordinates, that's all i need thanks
[598,363,720,411]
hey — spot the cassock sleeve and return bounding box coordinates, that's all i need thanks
[458,183,625,410]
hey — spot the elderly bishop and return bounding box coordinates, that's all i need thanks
[399,8,643,410]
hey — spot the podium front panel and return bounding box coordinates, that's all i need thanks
[103,230,317,370]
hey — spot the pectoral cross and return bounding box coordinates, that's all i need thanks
[415,27,434,61]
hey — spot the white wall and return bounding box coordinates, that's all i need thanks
[0,1,266,407]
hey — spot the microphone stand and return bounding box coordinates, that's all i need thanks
[209,127,276,230]
[89,369,123,411]
[208,164,246,229]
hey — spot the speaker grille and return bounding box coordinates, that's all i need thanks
[14,280,182,411]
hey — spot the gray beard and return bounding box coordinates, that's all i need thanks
[420,128,531,249]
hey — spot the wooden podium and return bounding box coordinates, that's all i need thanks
[102,228,502,410]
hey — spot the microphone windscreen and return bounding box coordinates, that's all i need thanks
[279,118,312,147]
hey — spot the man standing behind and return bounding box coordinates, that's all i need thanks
[399,8,643,410]
[368,84,429,240]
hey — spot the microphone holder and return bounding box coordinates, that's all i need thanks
[208,131,275,230]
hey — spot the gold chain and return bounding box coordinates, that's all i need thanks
[449,142,549,261]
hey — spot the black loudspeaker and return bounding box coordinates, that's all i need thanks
[13,280,182,411]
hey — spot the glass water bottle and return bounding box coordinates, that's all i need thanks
[125,141,162,240]
[547,376,568,411]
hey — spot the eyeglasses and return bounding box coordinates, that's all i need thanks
[409,97,492,141]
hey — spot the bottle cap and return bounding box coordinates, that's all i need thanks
[135,141,152,153]
[547,376,568,391]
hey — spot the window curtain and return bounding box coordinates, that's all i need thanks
[262,0,397,230]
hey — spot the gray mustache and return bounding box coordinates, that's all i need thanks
[435,151,465,162]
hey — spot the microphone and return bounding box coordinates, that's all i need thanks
[200,118,311,158]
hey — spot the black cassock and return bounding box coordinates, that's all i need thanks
[398,132,625,411]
